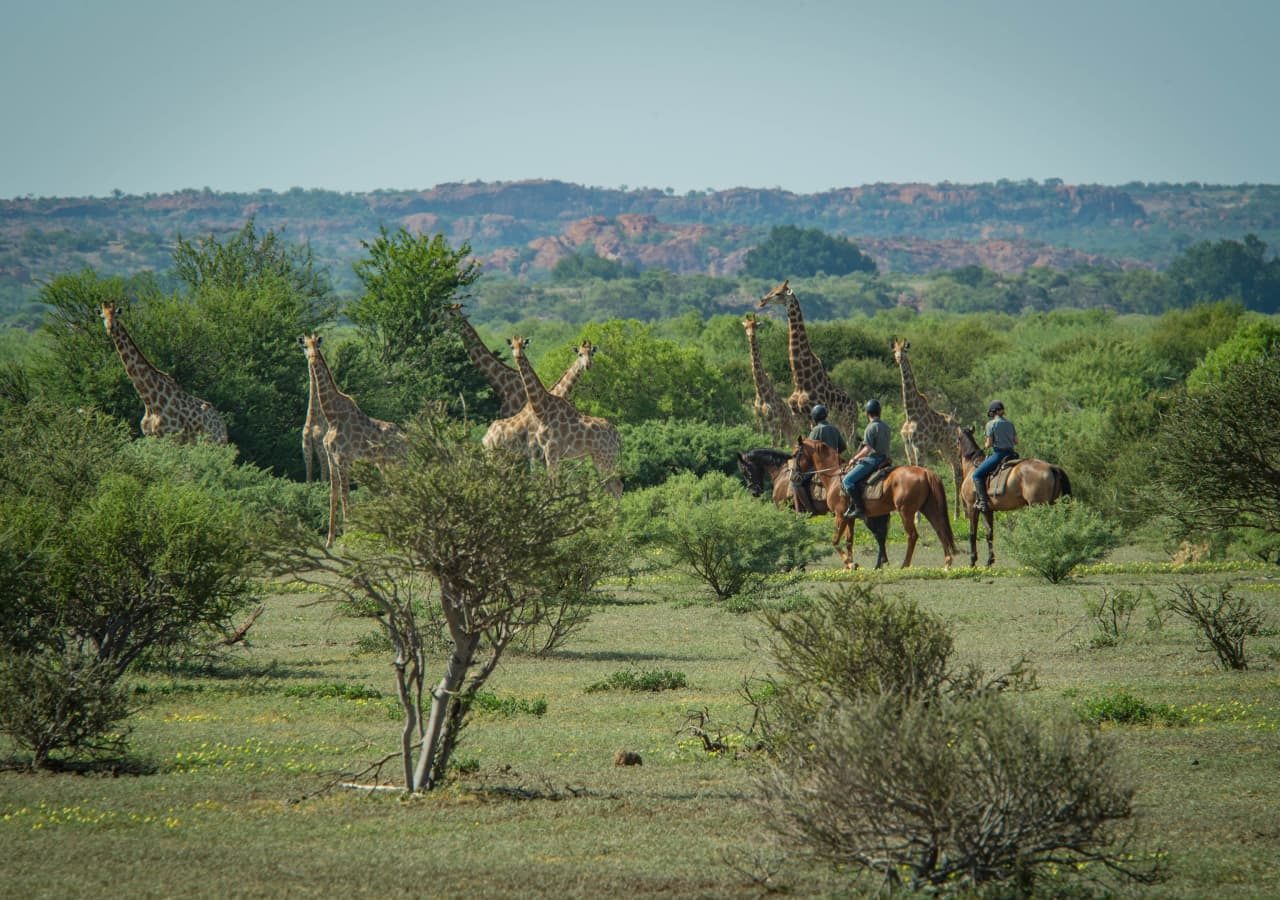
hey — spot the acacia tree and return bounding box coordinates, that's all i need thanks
[283,411,617,791]
[1153,354,1280,540]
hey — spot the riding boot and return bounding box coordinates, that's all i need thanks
[974,479,991,513]
[844,482,867,520]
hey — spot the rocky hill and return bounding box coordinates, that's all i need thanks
[2,180,1277,302]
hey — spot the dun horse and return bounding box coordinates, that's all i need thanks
[792,437,956,570]
[956,425,1072,567]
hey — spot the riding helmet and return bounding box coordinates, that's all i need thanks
[864,398,881,416]
[810,404,828,421]
[987,400,1005,416]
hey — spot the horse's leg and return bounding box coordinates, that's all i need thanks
[984,510,996,567]
[834,516,855,570]
[968,506,979,567]
[900,506,919,567]
[872,516,889,568]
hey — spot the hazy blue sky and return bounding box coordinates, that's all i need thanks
[3,0,1277,198]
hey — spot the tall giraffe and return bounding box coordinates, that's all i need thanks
[299,334,405,547]
[742,313,800,443]
[446,304,526,417]
[507,336,621,495]
[892,337,965,516]
[482,339,596,459]
[757,280,860,439]
[302,361,329,482]
[100,302,229,444]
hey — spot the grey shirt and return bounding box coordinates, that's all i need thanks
[809,422,847,455]
[986,415,1017,451]
[862,419,891,457]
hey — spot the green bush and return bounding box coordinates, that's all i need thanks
[1003,497,1119,582]
[758,693,1161,893]
[1075,691,1186,726]
[585,668,688,693]
[0,650,133,768]
[621,472,819,600]
[617,419,766,489]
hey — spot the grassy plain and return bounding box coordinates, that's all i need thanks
[2,532,1279,898]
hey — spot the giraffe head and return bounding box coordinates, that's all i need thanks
[741,312,759,337]
[506,335,530,360]
[100,302,120,331]
[892,338,911,366]
[574,339,596,368]
[299,334,323,364]
[757,280,795,310]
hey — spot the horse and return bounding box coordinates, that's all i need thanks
[793,437,957,570]
[955,425,1072,567]
[736,447,831,513]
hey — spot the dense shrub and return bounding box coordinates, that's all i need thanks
[618,419,767,489]
[621,472,818,600]
[1003,497,1118,582]
[758,693,1160,893]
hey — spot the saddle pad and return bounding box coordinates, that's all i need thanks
[864,465,895,502]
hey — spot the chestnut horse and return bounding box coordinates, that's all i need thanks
[955,425,1072,567]
[793,437,957,570]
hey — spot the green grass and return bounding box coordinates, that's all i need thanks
[2,557,1279,897]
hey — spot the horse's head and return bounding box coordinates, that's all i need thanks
[737,452,764,497]
[956,425,982,461]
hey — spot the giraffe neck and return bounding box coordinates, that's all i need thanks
[106,318,171,405]
[513,349,553,418]
[785,298,822,386]
[898,351,928,417]
[307,346,361,426]
[307,363,324,421]
[746,328,778,402]
[455,315,520,388]
[550,352,589,398]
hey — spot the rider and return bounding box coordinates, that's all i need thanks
[972,400,1018,512]
[841,399,891,520]
[793,404,846,515]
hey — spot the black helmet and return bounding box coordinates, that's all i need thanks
[864,399,881,416]
[810,404,828,422]
[987,400,1005,417]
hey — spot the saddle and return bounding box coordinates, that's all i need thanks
[863,459,895,502]
[985,453,1020,499]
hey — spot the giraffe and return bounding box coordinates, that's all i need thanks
[446,303,526,418]
[741,312,800,444]
[100,302,229,444]
[757,280,860,439]
[299,334,406,547]
[507,336,622,495]
[892,337,965,516]
[482,339,597,459]
[302,361,329,482]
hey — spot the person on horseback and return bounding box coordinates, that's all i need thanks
[972,400,1018,512]
[793,404,846,515]
[841,399,891,520]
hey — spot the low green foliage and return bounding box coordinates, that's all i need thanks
[585,668,688,694]
[621,472,819,600]
[281,683,383,701]
[1075,691,1187,726]
[468,691,548,717]
[617,419,766,489]
[1003,497,1119,582]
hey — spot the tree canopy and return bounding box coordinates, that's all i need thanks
[743,225,878,280]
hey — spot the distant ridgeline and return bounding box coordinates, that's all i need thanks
[2,179,1278,318]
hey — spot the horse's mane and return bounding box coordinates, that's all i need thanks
[743,447,791,468]
[956,426,984,463]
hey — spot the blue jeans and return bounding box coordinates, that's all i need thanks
[973,448,1015,489]
[842,455,884,495]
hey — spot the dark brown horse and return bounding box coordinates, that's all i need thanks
[793,437,957,570]
[737,447,832,513]
[956,425,1072,567]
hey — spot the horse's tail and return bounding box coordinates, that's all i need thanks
[1053,466,1072,501]
[922,470,958,558]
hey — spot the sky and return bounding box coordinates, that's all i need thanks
[3,0,1278,199]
